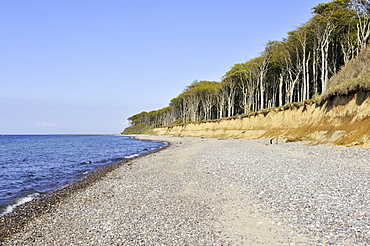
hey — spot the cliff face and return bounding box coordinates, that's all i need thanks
[153,90,370,148]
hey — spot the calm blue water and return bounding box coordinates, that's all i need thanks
[0,135,165,216]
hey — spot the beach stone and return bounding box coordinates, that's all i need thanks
[1,136,370,245]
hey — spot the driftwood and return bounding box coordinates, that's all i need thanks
[270,136,279,144]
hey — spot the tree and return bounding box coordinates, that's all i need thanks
[125,0,369,131]
[221,75,238,117]
[352,0,370,53]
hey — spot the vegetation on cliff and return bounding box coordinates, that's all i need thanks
[321,45,370,101]
[122,0,370,135]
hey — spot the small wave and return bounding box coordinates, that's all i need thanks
[79,161,93,165]
[0,193,39,217]
[142,147,158,151]
[124,154,139,159]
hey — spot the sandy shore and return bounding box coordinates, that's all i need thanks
[1,135,370,245]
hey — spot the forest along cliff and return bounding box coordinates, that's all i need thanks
[152,90,370,148]
[122,0,370,148]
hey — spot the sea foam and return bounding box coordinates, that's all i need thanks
[0,193,39,217]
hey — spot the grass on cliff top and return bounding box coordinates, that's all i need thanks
[121,124,153,135]
[321,47,370,102]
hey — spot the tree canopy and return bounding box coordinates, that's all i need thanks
[123,0,370,133]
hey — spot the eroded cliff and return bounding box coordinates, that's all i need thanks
[153,90,370,148]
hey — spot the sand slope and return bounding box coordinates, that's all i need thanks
[154,91,370,148]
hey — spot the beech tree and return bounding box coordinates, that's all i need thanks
[255,50,270,110]
[226,63,255,114]
[221,74,238,117]
[353,0,370,53]
[125,0,369,131]
[198,82,219,120]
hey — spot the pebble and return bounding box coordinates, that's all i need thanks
[1,136,369,245]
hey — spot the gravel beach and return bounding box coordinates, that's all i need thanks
[1,135,370,245]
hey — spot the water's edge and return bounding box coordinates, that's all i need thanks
[0,139,169,242]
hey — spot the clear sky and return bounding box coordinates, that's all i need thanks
[0,0,325,134]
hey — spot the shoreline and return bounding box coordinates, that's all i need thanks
[0,139,168,243]
[1,135,369,245]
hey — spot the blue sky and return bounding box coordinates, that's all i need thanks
[0,0,325,134]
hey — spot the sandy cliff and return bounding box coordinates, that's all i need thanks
[153,90,370,148]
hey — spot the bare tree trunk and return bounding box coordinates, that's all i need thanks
[318,21,335,93]
[353,0,370,54]
[258,56,269,110]
[279,73,284,106]
[217,90,226,119]
[312,47,319,95]
[305,52,311,99]
[221,78,237,117]
[183,99,187,124]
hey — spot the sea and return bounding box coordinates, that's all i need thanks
[0,135,165,217]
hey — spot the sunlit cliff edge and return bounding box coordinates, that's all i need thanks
[125,45,370,148]
[152,90,370,148]
[151,46,370,148]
